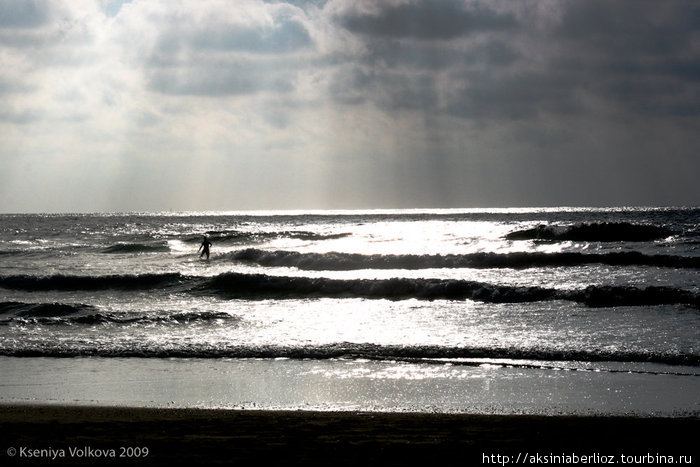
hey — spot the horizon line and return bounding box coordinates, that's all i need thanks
[1,205,698,217]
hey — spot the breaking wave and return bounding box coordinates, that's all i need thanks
[1,273,697,308]
[0,301,238,326]
[505,222,674,242]
[0,301,97,318]
[201,273,700,308]
[224,248,700,270]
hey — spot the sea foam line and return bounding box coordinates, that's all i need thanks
[1,343,697,367]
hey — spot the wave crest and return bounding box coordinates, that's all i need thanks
[2,273,697,308]
[199,273,699,308]
[0,301,97,318]
[224,248,700,270]
[0,301,238,326]
[505,222,674,242]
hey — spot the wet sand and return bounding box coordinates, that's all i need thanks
[1,405,697,466]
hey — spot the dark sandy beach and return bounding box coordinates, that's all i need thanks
[1,405,697,466]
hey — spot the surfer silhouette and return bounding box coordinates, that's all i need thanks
[198,236,212,260]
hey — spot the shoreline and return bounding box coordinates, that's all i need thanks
[1,405,698,465]
[2,357,698,417]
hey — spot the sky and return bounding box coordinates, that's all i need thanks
[0,0,698,213]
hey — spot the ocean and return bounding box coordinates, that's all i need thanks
[0,207,698,415]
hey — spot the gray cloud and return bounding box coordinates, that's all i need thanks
[329,64,439,112]
[151,17,312,60]
[149,61,296,97]
[557,0,699,56]
[329,65,372,105]
[326,0,699,123]
[144,10,313,97]
[0,0,49,29]
[361,38,519,71]
[0,107,38,124]
[191,18,312,54]
[544,0,700,118]
[338,0,517,39]
[445,71,583,120]
[0,76,35,94]
[264,0,328,7]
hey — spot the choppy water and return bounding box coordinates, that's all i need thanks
[0,208,698,374]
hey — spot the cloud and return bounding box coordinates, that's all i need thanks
[0,0,102,50]
[116,1,317,97]
[149,12,312,59]
[190,17,312,54]
[324,0,699,123]
[542,0,700,119]
[334,0,517,39]
[148,58,297,97]
[0,75,35,94]
[445,71,583,120]
[557,0,699,56]
[0,0,52,48]
[0,107,39,124]
[0,0,49,29]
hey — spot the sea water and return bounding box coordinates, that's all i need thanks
[0,208,698,414]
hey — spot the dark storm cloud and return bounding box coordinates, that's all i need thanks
[328,38,521,114]
[327,1,530,116]
[362,38,519,70]
[579,59,700,117]
[552,0,700,117]
[0,0,49,29]
[330,65,439,111]
[446,71,583,120]
[361,39,458,70]
[549,0,700,118]
[338,0,517,39]
[462,40,519,67]
[557,0,699,56]
[327,0,699,123]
